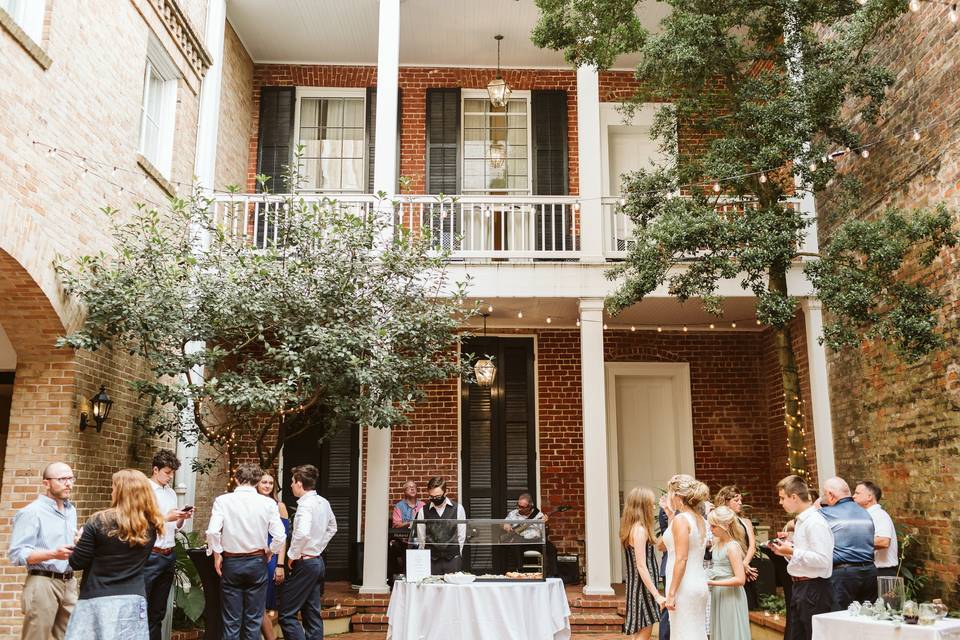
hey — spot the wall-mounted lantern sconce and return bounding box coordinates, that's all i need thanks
[79,385,113,432]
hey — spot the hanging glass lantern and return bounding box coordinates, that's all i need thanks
[474,358,497,386]
[487,35,512,108]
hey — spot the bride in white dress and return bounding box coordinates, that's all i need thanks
[660,474,710,640]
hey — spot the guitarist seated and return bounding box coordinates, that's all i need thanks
[502,494,553,573]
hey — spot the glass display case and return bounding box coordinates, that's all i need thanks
[404,518,548,581]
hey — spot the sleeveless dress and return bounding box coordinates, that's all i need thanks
[663,511,709,640]
[623,541,661,633]
[708,540,752,640]
[265,516,291,610]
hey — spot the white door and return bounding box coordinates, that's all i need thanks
[605,363,694,582]
[616,375,678,498]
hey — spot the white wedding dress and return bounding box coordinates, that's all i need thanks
[663,510,709,640]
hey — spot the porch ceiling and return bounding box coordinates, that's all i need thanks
[227,0,668,69]
[466,297,761,330]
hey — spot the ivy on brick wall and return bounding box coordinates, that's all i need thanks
[55,153,476,475]
[533,0,957,477]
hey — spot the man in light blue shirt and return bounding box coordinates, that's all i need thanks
[819,477,876,611]
[7,462,78,640]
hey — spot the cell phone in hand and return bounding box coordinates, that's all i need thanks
[182,505,195,513]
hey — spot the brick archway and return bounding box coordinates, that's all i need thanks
[0,249,78,633]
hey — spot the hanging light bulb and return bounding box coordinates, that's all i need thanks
[808,162,817,172]
[657,326,663,332]
[731,322,737,328]
[603,323,608,330]
[487,305,494,313]
[909,0,920,11]
[486,35,512,108]
[546,317,552,324]
[709,323,715,329]
[630,325,636,332]
[861,148,870,158]
[682,325,688,332]
[712,182,721,193]
[950,4,958,22]
[576,318,581,327]
[758,173,768,184]
[517,311,523,319]
[912,128,921,141]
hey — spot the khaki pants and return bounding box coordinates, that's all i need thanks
[21,575,78,640]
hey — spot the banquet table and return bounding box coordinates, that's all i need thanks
[386,577,572,640]
[813,611,960,639]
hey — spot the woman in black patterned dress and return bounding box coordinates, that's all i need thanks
[620,486,666,639]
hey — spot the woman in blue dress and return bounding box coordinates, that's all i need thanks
[257,472,290,640]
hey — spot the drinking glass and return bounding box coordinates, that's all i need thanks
[878,576,906,613]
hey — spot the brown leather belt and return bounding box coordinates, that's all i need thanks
[28,569,74,581]
[222,550,266,558]
[791,576,811,582]
[152,547,175,556]
[299,554,319,559]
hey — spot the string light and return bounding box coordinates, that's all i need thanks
[657,326,663,332]
[517,311,523,319]
[910,0,920,11]
[709,323,715,329]
[712,182,721,193]
[546,316,552,324]
[758,173,767,184]
[861,149,870,158]
[487,305,494,313]
[912,128,921,141]
[602,323,608,330]
[951,4,958,22]
[731,322,737,328]
[630,325,636,331]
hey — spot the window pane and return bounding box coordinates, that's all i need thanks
[319,127,342,157]
[507,128,527,145]
[508,175,528,190]
[143,120,160,164]
[321,99,344,127]
[507,159,527,176]
[300,99,319,127]
[464,99,487,113]
[342,128,364,158]
[508,144,528,159]
[463,140,486,159]
[463,114,485,129]
[146,67,164,123]
[343,99,364,127]
[341,158,364,191]
[318,158,341,190]
[507,100,526,114]
[303,158,322,189]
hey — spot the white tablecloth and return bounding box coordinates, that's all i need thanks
[386,577,572,640]
[813,611,960,639]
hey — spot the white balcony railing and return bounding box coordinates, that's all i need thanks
[602,195,809,259]
[212,193,581,260]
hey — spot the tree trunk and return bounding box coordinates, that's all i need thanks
[768,265,809,480]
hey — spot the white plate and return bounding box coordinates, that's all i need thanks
[443,573,476,584]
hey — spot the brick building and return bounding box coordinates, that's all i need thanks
[816,5,960,604]
[215,0,837,598]
[0,0,237,635]
[4,0,908,635]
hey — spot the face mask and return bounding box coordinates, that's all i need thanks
[430,495,446,506]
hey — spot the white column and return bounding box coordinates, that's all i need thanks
[373,0,400,245]
[360,425,392,594]
[577,66,605,263]
[800,298,836,482]
[579,298,614,595]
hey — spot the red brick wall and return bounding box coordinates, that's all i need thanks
[245,65,696,196]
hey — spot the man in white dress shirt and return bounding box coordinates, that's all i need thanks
[771,475,834,640]
[853,480,899,577]
[206,463,286,640]
[145,449,192,640]
[279,464,337,640]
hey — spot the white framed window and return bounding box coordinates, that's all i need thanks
[294,88,366,193]
[0,0,44,43]
[461,90,532,195]
[138,37,179,177]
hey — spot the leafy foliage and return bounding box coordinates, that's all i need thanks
[174,531,205,627]
[533,0,956,356]
[56,155,476,471]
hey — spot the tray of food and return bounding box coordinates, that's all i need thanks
[443,572,476,584]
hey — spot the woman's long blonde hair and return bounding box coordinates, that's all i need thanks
[619,486,658,548]
[97,469,165,546]
[708,505,747,554]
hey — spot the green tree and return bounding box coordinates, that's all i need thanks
[56,160,475,476]
[533,0,955,476]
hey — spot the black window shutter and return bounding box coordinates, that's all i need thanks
[531,91,569,251]
[531,90,568,196]
[426,88,460,195]
[366,88,377,193]
[256,86,296,194]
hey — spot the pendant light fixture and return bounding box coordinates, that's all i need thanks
[486,35,512,108]
[473,313,497,387]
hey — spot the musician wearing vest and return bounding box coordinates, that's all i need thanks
[414,476,466,575]
[502,493,551,573]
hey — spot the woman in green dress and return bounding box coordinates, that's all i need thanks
[706,506,752,640]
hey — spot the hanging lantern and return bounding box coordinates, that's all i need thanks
[474,358,497,386]
[487,35,512,108]
[473,312,496,386]
[489,141,506,169]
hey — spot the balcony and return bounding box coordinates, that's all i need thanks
[212,193,582,260]
[212,192,813,263]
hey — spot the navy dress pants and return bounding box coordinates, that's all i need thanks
[220,555,268,640]
[143,551,176,640]
[279,557,325,640]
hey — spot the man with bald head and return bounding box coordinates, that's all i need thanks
[819,476,877,610]
[7,462,79,640]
